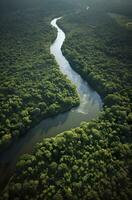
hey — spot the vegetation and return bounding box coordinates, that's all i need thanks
[2,119,132,200]
[109,13,132,30]
[60,10,132,100]
[1,1,132,200]
[0,4,79,150]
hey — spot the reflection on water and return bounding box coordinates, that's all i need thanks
[50,17,102,115]
[0,17,103,191]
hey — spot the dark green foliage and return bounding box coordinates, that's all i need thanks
[1,1,132,200]
[0,7,79,150]
[2,120,132,199]
[60,10,132,98]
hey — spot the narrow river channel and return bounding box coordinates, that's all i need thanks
[0,17,102,191]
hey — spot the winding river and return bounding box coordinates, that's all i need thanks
[0,17,102,191]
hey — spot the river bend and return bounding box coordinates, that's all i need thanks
[0,17,102,191]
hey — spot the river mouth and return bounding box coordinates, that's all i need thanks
[0,17,102,192]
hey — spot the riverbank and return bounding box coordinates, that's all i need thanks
[0,16,102,193]
[0,7,80,152]
[1,6,132,200]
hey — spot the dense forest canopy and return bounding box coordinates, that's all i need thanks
[0,0,132,199]
[0,0,80,150]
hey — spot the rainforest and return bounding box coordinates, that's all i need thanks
[0,0,132,199]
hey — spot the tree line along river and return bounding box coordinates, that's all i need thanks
[0,17,103,192]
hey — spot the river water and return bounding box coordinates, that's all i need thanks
[0,17,102,191]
